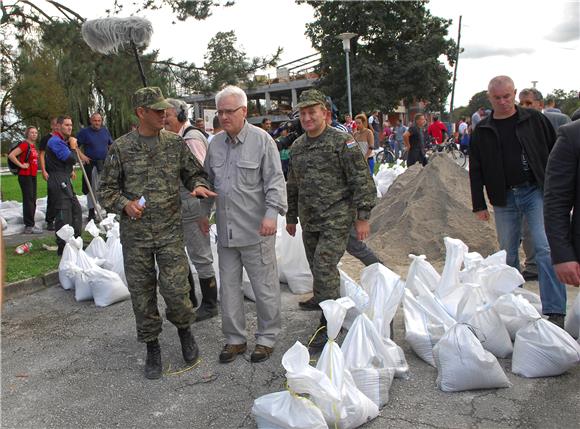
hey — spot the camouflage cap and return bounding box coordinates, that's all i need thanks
[132,87,173,110]
[296,89,327,109]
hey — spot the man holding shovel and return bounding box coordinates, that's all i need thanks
[99,87,216,379]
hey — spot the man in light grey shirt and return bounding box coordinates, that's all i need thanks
[204,85,287,364]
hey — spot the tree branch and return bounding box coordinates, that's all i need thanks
[46,0,85,22]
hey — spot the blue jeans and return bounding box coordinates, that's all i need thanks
[493,185,567,314]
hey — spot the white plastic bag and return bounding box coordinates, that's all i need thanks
[403,289,451,367]
[84,220,108,261]
[436,237,468,299]
[361,263,405,340]
[512,318,580,378]
[57,225,83,290]
[433,324,511,392]
[512,288,542,314]
[252,341,338,429]
[75,250,97,301]
[105,223,128,286]
[276,217,313,295]
[564,293,580,339]
[314,298,379,429]
[405,254,441,295]
[88,266,130,307]
[478,264,524,300]
[339,270,369,331]
[467,305,513,358]
[493,294,540,340]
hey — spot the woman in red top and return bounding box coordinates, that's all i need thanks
[8,126,42,234]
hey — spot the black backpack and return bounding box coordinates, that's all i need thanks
[7,141,30,175]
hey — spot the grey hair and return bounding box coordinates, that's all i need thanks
[519,88,543,101]
[215,85,247,107]
[488,75,515,92]
[166,98,189,122]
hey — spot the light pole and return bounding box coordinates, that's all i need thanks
[338,32,357,117]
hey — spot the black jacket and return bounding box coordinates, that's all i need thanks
[469,106,556,211]
[544,119,580,264]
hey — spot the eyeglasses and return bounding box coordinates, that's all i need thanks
[217,106,244,116]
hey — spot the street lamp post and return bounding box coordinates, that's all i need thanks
[337,32,357,118]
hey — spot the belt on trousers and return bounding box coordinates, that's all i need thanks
[507,180,535,191]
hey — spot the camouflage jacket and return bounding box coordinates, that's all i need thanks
[99,129,211,244]
[286,126,377,231]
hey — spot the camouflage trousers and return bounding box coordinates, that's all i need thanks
[123,241,194,343]
[301,227,351,303]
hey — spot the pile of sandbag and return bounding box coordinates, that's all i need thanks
[373,159,406,198]
[56,221,129,307]
[403,236,580,389]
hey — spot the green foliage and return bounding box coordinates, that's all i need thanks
[299,0,457,115]
[547,89,580,117]
[0,170,83,202]
[466,90,491,113]
[5,235,63,283]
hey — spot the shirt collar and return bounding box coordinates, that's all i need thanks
[52,131,64,139]
[226,121,250,145]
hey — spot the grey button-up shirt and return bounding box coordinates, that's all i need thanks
[204,121,287,247]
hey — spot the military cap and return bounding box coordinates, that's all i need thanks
[132,87,173,110]
[296,89,327,109]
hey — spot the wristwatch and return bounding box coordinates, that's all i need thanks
[357,210,371,221]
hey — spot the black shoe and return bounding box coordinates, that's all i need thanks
[144,340,162,380]
[46,222,55,231]
[546,313,565,329]
[250,345,273,363]
[307,325,328,354]
[521,270,538,281]
[178,327,199,364]
[188,269,198,308]
[299,296,320,311]
[219,343,247,363]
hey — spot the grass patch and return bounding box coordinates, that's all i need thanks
[0,171,83,202]
[5,231,94,283]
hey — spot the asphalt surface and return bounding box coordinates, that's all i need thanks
[2,273,579,429]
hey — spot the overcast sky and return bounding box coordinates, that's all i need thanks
[45,0,579,109]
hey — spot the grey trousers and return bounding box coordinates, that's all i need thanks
[346,225,381,266]
[217,236,281,347]
[181,198,214,279]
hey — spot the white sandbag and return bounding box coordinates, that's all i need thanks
[276,217,313,295]
[87,266,130,307]
[314,298,379,429]
[403,289,450,367]
[414,287,456,331]
[361,263,405,340]
[512,288,542,314]
[493,294,540,340]
[512,318,580,378]
[405,254,441,295]
[456,283,492,323]
[467,305,513,358]
[75,250,97,301]
[252,341,339,429]
[57,225,83,290]
[433,324,511,392]
[84,219,108,261]
[342,313,408,384]
[339,270,369,331]
[105,224,127,286]
[349,367,394,409]
[565,293,580,339]
[478,264,524,300]
[436,237,468,299]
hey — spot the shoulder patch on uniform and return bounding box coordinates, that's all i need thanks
[346,141,357,149]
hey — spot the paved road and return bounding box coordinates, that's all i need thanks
[2,278,579,428]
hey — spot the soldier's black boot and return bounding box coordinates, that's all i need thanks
[144,340,162,380]
[195,277,218,322]
[188,268,198,308]
[178,327,199,364]
[308,314,328,354]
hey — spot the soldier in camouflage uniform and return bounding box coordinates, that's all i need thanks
[286,89,377,351]
[99,87,216,379]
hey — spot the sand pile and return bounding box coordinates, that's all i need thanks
[368,153,498,269]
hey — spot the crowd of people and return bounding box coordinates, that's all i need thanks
[6,75,580,380]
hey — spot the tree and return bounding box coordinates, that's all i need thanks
[202,31,281,93]
[547,89,580,117]
[298,0,457,115]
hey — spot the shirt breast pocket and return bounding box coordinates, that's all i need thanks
[237,160,260,188]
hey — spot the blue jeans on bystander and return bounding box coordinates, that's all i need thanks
[493,185,567,315]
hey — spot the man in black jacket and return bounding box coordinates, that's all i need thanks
[469,75,567,328]
[544,119,580,288]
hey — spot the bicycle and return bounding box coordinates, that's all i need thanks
[375,136,407,164]
[425,137,467,168]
